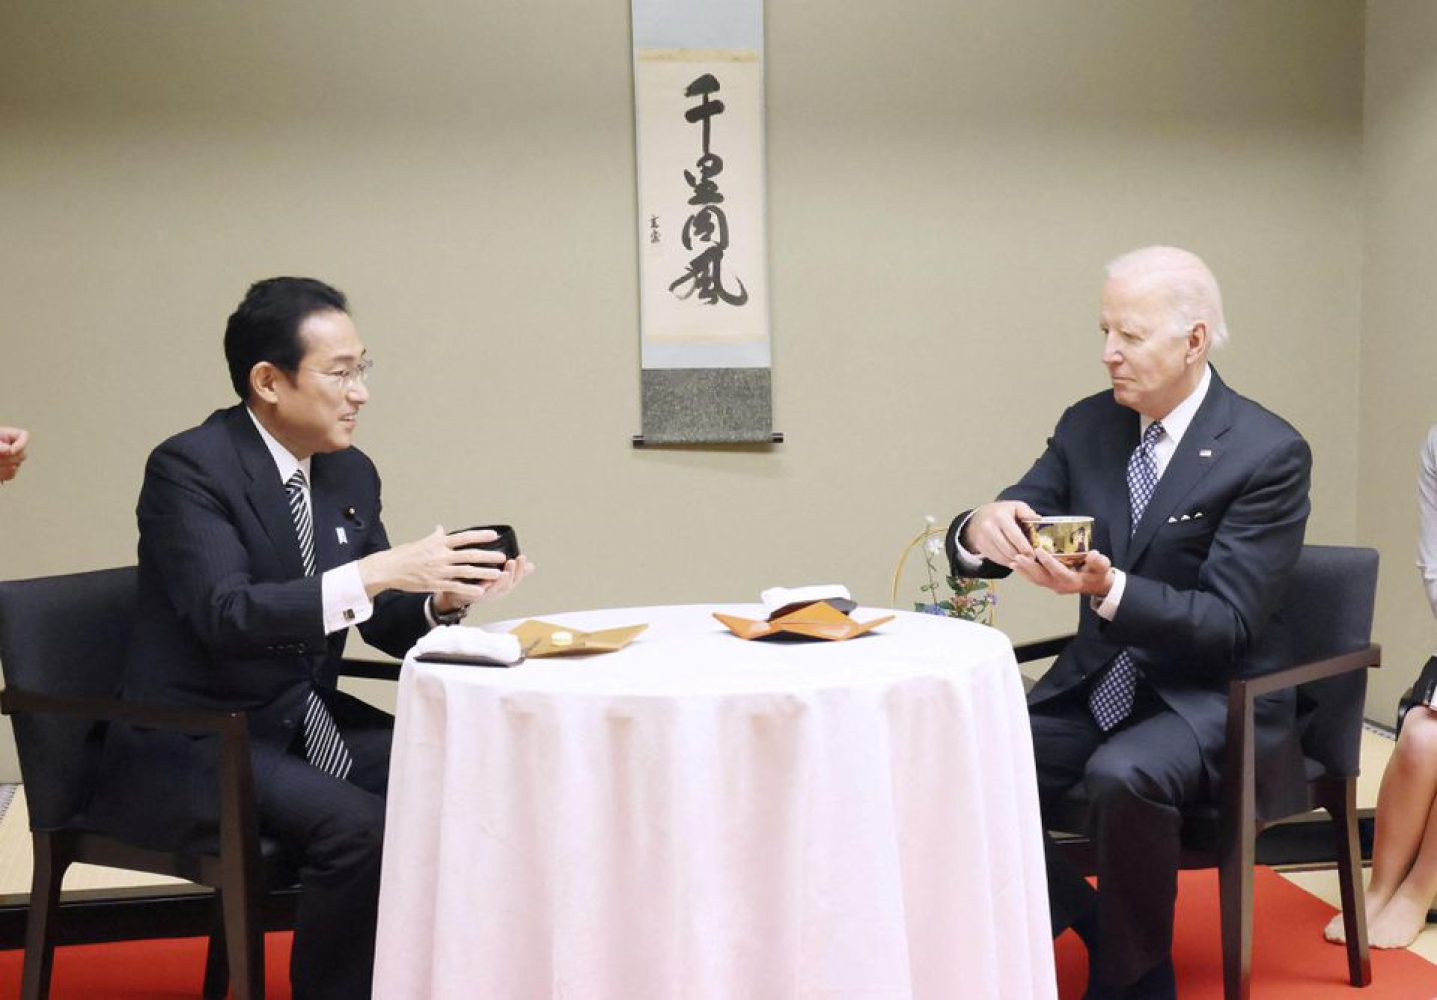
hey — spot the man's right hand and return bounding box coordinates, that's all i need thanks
[0,427,29,483]
[962,500,1040,569]
[357,526,507,601]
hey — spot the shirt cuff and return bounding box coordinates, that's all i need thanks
[1091,569,1126,620]
[950,511,986,573]
[322,562,373,634]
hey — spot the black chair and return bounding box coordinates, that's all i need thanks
[1395,655,1437,736]
[0,566,398,999]
[1014,544,1380,1000]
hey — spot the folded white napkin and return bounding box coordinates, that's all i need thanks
[412,625,524,664]
[760,584,852,616]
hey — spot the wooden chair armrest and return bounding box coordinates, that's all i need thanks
[1013,634,1075,664]
[338,657,402,681]
[1,685,261,868]
[0,686,246,737]
[1233,643,1381,700]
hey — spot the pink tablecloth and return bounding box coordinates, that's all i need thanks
[374,605,1055,999]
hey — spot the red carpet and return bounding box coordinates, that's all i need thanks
[1057,867,1437,998]
[1,869,1435,997]
[0,932,293,999]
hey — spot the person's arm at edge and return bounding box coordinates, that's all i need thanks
[1417,425,1437,621]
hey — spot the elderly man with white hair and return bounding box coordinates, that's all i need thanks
[948,246,1312,999]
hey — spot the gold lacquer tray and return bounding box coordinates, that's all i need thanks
[714,600,894,642]
[509,619,648,658]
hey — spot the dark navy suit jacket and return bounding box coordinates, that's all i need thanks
[91,405,429,849]
[948,369,1313,817]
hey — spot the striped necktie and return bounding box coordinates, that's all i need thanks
[285,470,353,780]
[1087,420,1164,731]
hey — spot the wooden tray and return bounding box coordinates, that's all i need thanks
[509,619,648,657]
[714,600,893,642]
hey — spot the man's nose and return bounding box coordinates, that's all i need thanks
[348,381,370,404]
[1101,333,1121,365]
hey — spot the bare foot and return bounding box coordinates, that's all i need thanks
[1324,887,1394,945]
[1367,890,1430,949]
[1324,910,1348,944]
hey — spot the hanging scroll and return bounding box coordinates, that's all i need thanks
[631,0,776,445]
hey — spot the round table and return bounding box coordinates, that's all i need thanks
[374,605,1056,999]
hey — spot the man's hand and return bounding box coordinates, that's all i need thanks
[432,553,535,613]
[358,526,513,602]
[1011,548,1115,598]
[0,427,30,483]
[963,500,1041,568]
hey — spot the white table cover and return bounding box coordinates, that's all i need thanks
[374,605,1056,999]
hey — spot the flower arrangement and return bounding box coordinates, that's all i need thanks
[891,516,997,624]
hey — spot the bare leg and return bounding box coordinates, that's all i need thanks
[1368,789,1437,947]
[1326,710,1437,943]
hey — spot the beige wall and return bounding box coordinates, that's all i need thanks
[0,2,1366,780]
[1359,1,1437,720]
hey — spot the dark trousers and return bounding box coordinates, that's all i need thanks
[256,703,393,1000]
[1030,685,1205,988]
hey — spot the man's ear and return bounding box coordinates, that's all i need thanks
[1185,322,1209,364]
[249,362,284,404]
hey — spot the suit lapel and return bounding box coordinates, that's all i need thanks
[309,456,345,572]
[225,407,308,580]
[1104,411,1142,567]
[1126,375,1234,564]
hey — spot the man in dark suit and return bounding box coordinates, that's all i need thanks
[947,246,1311,999]
[93,277,533,999]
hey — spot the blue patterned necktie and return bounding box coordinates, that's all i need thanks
[285,470,353,780]
[1088,420,1165,731]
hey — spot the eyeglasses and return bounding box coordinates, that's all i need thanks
[301,358,374,390]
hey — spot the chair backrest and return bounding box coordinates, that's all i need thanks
[1282,545,1379,778]
[0,566,137,828]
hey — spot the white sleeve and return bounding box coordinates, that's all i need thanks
[1419,426,1437,620]
[1091,569,1127,621]
[321,562,374,634]
[950,510,986,573]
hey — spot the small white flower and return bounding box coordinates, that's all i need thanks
[924,514,937,525]
[925,537,943,557]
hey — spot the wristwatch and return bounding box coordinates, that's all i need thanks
[430,598,470,627]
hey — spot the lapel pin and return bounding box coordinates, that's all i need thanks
[1198,449,1213,458]
[336,527,349,545]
